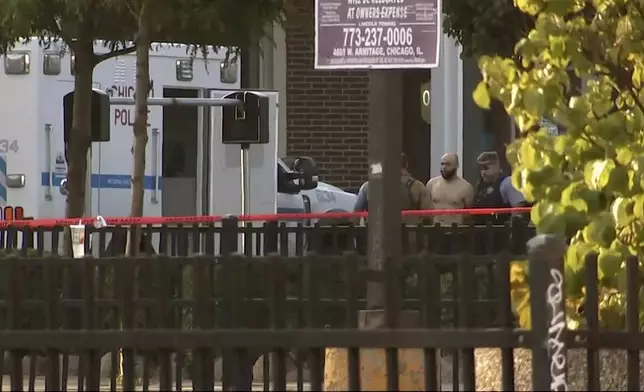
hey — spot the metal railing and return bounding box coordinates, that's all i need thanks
[4,218,615,391]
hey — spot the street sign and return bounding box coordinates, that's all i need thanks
[314,0,441,69]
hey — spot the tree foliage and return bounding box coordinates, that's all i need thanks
[0,0,287,226]
[442,0,534,57]
[0,0,139,242]
[0,0,286,48]
[474,0,644,330]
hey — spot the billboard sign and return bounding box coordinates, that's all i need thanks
[314,0,441,69]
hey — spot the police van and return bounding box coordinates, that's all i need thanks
[0,40,357,253]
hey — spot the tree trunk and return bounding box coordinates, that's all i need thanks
[127,1,151,256]
[63,40,95,255]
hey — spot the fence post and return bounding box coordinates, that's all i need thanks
[527,234,568,391]
[263,220,279,255]
[8,257,24,392]
[509,215,530,254]
[219,215,247,391]
[220,215,239,255]
[220,215,235,390]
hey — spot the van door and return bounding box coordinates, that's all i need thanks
[276,163,308,256]
[160,87,201,217]
[96,82,162,219]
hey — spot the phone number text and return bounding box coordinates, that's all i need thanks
[342,27,413,48]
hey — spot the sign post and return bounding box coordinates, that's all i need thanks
[315,0,441,389]
[221,91,270,231]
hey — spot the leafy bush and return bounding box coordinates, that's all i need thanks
[475,0,644,329]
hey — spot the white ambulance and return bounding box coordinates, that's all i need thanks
[0,40,357,252]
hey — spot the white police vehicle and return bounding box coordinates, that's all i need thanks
[0,40,357,253]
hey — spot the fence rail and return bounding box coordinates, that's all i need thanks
[0,217,534,257]
[0,218,639,391]
[0,248,514,391]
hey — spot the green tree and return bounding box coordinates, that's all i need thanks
[442,0,535,169]
[0,1,137,254]
[124,0,285,254]
[0,0,286,227]
[474,0,644,329]
[0,1,136,226]
[443,0,534,57]
[127,0,152,256]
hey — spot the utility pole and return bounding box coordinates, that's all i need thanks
[360,69,423,391]
[313,0,441,388]
[364,69,404,327]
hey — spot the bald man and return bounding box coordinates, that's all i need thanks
[426,153,474,225]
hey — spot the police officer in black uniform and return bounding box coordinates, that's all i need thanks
[471,151,532,254]
[473,151,529,225]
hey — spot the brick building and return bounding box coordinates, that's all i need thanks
[245,2,509,191]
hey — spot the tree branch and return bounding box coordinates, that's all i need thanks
[125,0,138,19]
[94,45,137,64]
[43,2,74,49]
[624,86,644,118]
[592,49,644,121]
[576,28,643,136]
[580,129,605,151]
[633,1,644,20]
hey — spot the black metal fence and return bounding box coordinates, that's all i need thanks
[2,218,632,391]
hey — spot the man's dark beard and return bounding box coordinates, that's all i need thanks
[441,170,456,179]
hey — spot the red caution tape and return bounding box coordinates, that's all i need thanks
[0,207,531,229]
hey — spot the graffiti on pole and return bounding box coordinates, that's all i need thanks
[546,268,568,391]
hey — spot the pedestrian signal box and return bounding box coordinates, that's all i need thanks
[221,91,269,144]
[63,88,111,143]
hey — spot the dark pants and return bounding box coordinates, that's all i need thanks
[229,350,323,389]
[224,350,263,390]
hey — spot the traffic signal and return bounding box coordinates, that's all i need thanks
[221,91,269,144]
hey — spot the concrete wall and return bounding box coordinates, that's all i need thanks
[461,56,484,185]
[429,36,463,179]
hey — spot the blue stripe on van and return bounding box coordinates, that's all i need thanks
[41,172,161,189]
[0,183,6,204]
[0,156,6,203]
[0,156,6,177]
[40,174,308,215]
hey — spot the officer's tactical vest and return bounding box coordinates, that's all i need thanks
[473,175,510,224]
